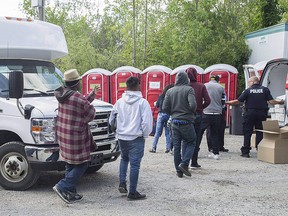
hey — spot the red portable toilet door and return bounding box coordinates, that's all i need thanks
[210,71,230,100]
[145,71,169,118]
[210,71,231,125]
[86,73,103,100]
[115,72,133,102]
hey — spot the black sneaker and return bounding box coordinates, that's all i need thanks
[67,192,83,203]
[53,185,83,204]
[176,171,183,178]
[53,185,71,204]
[178,164,191,177]
[165,149,170,153]
[127,191,146,201]
[190,163,201,168]
[118,183,128,194]
[149,149,156,153]
[219,148,229,152]
[241,153,250,158]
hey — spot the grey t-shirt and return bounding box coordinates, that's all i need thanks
[203,80,225,114]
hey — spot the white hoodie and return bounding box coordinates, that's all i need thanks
[109,91,153,141]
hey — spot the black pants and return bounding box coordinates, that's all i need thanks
[191,114,202,165]
[200,114,221,155]
[241,109,267,154]
[206,113,226,151]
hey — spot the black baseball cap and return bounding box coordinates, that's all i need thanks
[210,75,220,82]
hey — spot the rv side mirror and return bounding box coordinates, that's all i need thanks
[9,71,24,99]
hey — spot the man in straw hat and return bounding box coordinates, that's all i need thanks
[53,69,100,204]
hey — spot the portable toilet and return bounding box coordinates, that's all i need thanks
[203,64,239,125]
[110,66,142,104]
[171,64,204,84]
[81,68,111,102]
[141,65,172,119]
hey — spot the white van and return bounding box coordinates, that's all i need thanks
[0,17,120,190]
[258,58,288,126]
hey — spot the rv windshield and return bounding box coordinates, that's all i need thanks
[0,59,64,98]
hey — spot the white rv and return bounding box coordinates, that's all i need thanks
[0,17,120,190]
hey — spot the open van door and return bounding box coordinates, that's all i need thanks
[259,58,288,126]
[243,64,256,89]
[254,60,268,79]
[243,61,268,89]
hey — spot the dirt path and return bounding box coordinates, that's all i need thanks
[0,130,287,216]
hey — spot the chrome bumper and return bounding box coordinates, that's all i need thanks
[24,139,120,170]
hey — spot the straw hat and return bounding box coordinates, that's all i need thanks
[63,69,81,82]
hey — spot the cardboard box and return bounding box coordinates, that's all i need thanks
[256,120,288,164]
[251,133,256,148]
[274,104,285,109]
[271,113,277,120]
[274,108,285,113]
[275,113,285,122]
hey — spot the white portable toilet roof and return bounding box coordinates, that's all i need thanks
[111,66,142,75]
[203,64,238,74]
[142,65,172,74]
[82,68,111,77]
[171,64,204,75]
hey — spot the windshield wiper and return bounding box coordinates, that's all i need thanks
[46,90,56,93]
[23,88,49,95]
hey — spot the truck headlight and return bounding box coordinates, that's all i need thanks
[31,118,56,144]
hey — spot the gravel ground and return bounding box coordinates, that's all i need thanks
[1,129,288,216]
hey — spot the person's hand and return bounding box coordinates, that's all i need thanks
[94,85,100,94]
[279,99,285,105]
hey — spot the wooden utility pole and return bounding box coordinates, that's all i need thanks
[132,0,136,66]
[31,0,45,21]
[143,0,148,68]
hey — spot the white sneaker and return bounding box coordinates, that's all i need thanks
[208,153,220,160]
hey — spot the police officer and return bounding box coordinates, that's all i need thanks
[226,76,284,158]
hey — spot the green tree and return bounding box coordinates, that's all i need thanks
[22,0,102,74]
[261,0,282,27]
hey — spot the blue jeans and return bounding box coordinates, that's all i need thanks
[172,123,196,171]
[152,112,170,150]
[119,137,145,193]
[57,162,89,193]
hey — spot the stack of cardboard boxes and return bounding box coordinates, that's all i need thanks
[256,120,288,164]
[268,104,286,127]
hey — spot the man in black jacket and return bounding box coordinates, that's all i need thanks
[162,71,197,178]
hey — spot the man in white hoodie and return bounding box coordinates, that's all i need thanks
[109,76,153,201]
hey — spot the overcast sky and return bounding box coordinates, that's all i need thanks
[0,0,105,18]
[0,0,25,17]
